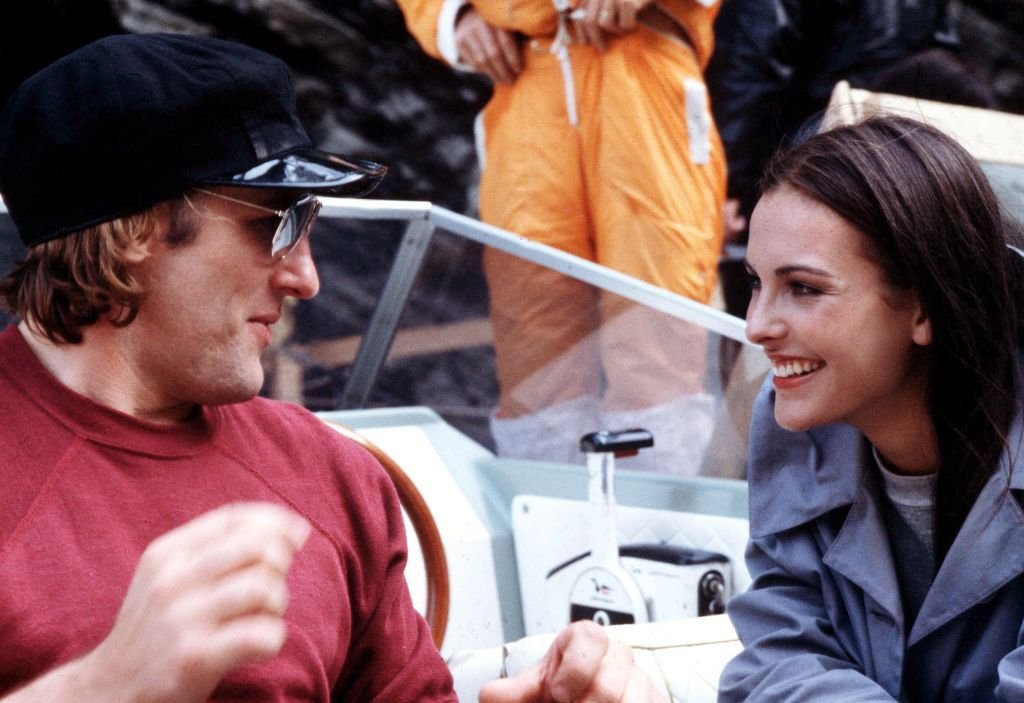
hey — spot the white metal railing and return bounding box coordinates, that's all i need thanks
[318,198,750,407]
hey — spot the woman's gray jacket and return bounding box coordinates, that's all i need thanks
[719,380,1024,702]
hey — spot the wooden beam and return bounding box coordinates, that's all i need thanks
[296,317,495,368]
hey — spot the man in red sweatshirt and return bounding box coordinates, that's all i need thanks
[0,33,661,703]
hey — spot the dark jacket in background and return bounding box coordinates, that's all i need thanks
[706,0,987,223]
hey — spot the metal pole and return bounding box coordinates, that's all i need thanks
[338,218,436,408]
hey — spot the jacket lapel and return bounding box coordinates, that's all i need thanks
[822,463,905,623]
[747,381,865,539]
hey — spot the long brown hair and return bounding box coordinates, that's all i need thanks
[762,114,1023,562]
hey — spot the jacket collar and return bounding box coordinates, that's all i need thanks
[746,376,1024,539]
[746,379,868,539]
[746,374,1024,640]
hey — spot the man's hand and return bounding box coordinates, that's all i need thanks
[478,621,668,702]
[76,503,312,703]
[455,6,523,84]
[570,0,651,52]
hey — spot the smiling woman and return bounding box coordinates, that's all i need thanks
[719,115,1024,702]
[745,186,933,460]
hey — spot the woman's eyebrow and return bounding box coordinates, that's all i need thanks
[775,264,835,278]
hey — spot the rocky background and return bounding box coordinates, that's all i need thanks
[106,0,1024,199]
[1,0,1023,445]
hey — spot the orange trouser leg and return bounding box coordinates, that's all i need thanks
[581,29,726,410]
[480,31,726,418]
[479,45,602,419]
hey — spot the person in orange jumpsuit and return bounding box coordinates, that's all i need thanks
[397,0,726,472]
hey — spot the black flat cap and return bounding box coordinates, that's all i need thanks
[0,33,387,247]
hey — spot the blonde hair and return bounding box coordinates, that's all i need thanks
[0,200,191,344]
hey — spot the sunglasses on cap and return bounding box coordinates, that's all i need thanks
[191,187,323,261]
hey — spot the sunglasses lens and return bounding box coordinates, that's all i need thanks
[271,196,321,260]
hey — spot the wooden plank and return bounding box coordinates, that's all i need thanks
[297,317,495,368]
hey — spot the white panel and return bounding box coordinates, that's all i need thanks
[513,495,750,635]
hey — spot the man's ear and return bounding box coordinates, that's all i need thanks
[124,202,173,265]
[122,237,151,265]
[912,302,932,347]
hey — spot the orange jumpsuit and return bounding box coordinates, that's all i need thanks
[398,0,726,468]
